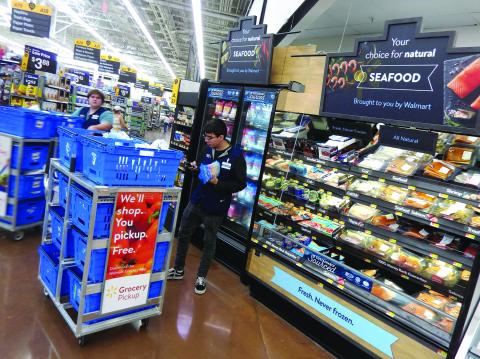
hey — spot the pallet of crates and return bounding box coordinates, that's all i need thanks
[38,131,183,345]
[0,106,81,240]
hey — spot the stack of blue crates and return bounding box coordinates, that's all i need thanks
[0,106,81,227]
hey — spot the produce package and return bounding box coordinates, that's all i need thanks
[380,185,409,204]
[318,193,349,211]
[423,260,460,287]
[347,203,380,221]
[362,236,398,258]
[423,160,457,180]
[404,191,437,211]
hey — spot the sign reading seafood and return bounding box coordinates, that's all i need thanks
[321,18,480,134]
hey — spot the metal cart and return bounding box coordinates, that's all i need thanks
[39,159,180,345]
[0,133,54,240]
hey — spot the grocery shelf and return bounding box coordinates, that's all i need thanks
[269,148,351,172]
[334,241,467,300]
[44,99,69,104]
[45,84,69,91]
[10,94,38,100]
[172,122,192,132]
[170,141,189,151]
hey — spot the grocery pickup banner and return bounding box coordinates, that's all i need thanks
[101,192,163,314]
[321,17,480,134]
[272,267,398,358]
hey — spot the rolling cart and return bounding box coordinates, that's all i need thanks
[39,159,181,345]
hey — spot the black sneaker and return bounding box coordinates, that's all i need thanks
[167,268,184,280]
[194,277,206,295]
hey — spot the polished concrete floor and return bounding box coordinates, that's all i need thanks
[0,230,334,359]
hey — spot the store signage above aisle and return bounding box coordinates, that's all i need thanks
[149,83,164,97]
[119,66,137,84]
[21,45,57,74]
[218,16,273,85]
[73,39,101,64]
[320,17,480,135]
[379,125,438,154]
[99,54,120,75]
[141,96,152,104]
[101,192,163,314]
[170,78,180,105]
[135,78,149,90]
[115,84,130,98]
[10,1,52,38]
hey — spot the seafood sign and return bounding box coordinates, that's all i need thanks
[321,18,480,133]
[218,16,273,85]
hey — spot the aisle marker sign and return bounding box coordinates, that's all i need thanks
[74,39,101,64]
[271,267,398,358]
[115,84,130,98]
[119,66,137,84]
[170,78,180,105]
[149,82,164,96]
[135,78,149,90]
[101,192,163,314]
[10,1,52,38]
[21,45,57,74]
[99,54,121,75]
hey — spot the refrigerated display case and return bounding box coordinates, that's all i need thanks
[245,112,480,359]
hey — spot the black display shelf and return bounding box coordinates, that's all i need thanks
[172,122,192,132]
[340,214,474,269]
[334,241,466,300]
[269,148,351,172]
[350,165,480,207]
[344,190,480,241]
[170,141,189,151]
[264,166,346,197]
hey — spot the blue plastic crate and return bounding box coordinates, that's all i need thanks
[8,173,45,199]
[67,267,101,314]
[50,115,83,137]
[57,172,69,209]
[58,127,104,171]
[11,143,50,171]
[0,197,45,225]
[148,281,163,298]
[152,242,169,273]
[0,106,56,138]
[38,243,69,296]
[80,135,182,186]
[159,202,169,230]
[72,227,107,283]
[50,207,74,258]
[69,185,114,238]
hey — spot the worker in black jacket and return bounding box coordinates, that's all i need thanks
[167,119,246,294]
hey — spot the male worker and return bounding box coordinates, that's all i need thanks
[167,119,246,294]
[71,89,113,130]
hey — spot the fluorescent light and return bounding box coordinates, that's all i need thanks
[192,0,205,79]
[120,0,176,79]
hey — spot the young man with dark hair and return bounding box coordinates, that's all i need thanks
[71,89,113,131]
[167,118,246,294]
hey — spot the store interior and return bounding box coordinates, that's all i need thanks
[1,0,480,358]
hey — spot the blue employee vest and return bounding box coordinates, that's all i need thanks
[191,146,243,215]
[79,107,108,129]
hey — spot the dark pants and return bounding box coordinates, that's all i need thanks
[174,202,224,278]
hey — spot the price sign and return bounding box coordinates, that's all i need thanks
[115,84,130,98]
[67,68,91,86]
[23,73,39,87]
[74,39,101,64]
[141,96,152,104]
[99,54,120,74]
[21,45,57,74]
[112,96,127,106]
[149,82,164,96]
[119,66,137,84]
[10,1,52,38]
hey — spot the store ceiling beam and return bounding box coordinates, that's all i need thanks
[142,1,239,22]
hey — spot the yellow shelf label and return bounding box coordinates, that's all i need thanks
[466,233,475,239]
[395,211,403,216]
[262,244,268,249]
[389,238,397,244]
[252,238,259,243]
[337,285,344,290]
[361,174,368,179]
[364,258,371,263]
[336,246,342,251]
[439,193,449,199]
[370,204,377,208]
[424,284,432,289]
[327,279,334,284]
[386,311,395,318]
[365,230,372,235]
[407,185,416,190]
[453,262,462,268]
[401,274,409,280]
[340,221,345,225]
[270,248,275,253]
[295,262,303,267]
[319,189,325,193]
[430,253,438,259]
[430,222,440,228]
[437,349,447,358]
[379,178,385,183]
[327,191,332,195]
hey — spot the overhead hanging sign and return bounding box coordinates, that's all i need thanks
[134,78,149,90]
[321,17,480,135]
[10,0,52,38]
[115,84,130,98]
[101,192,163,314]
[99,54,120,74]
[218,16,273,85]
[141,96,152,104]
[148,83,164,96]
[73,39,101,64]
[67,68,91,86]
[170,78,180,105]
[21,45,57,74]
[119,66,137,84]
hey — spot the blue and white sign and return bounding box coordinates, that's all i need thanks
[272,267,398,358]
[207,87,240,101]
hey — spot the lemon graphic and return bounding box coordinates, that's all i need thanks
[354,70,367,83]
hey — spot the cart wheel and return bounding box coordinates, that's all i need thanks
[78,336,85,346]
[43,288,49,297]
[13,231,24,241]
[140,318,150,329]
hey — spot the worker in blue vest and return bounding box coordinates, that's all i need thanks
[71,89,113,130]
[167,119,246,295]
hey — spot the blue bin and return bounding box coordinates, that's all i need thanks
[67,267,101,314]
[57,172,69,209]
[8,173,45,199]
[80,135,182,186]
[58,127,104,171]
[50,115,83,137]
[50,207,74,258]
[0,106,56,138]
[152,242,169,273]
[72,227,107,283]
[38,243,69,296]
[0,197,45,225]
[11,143,50,171]
[148,281,163,298]
[159,202,170,230]
[69,185,114,238]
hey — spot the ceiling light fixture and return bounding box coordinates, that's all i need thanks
[191,0,205,79]
[120,0,176,79]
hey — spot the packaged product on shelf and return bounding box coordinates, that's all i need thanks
[362,236,398,258]
[390,249,427,273]
[321,171,351,186]
[306,167,328,181]
[318,193,349,212]
[453,170,480,189]
[398,222,431,239]
[339,229,371,246]
[453,135,480,145]
[357,156,388,171]
[386,157,420,176]
[404,191,437,210]
[348,179,386,197]
[371,283,398,301]
[316,143,338,159]
[436,133,452,153]
[416,290,461,315]
[445,146,475,166]
[423,260,460,287]
[469,215,480,228]
[401,303,438,325]
[300,215,340,236]
[431,199,474,224]
[423,160,457,180]
[348,203,380,221]
[380,185,409,205]
[370,213,399,231]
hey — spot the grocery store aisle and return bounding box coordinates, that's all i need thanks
[0,231,333,359]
